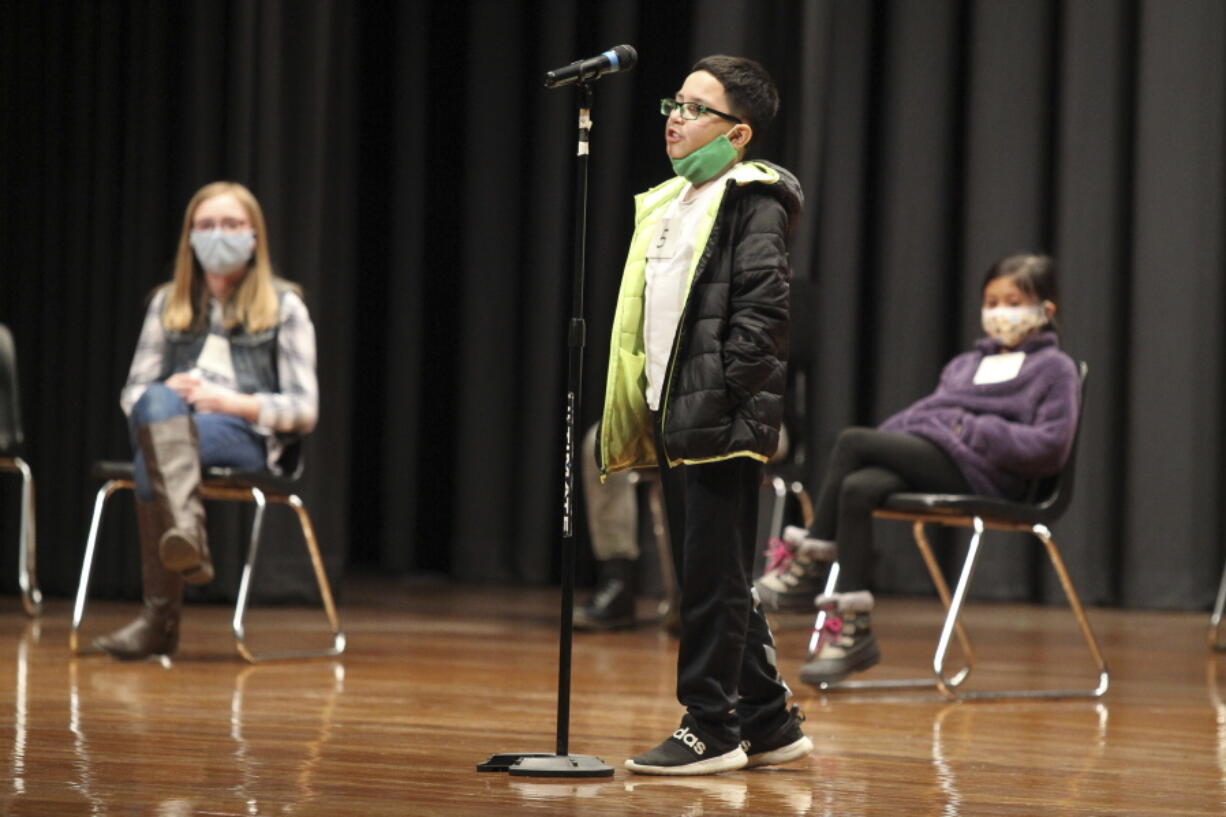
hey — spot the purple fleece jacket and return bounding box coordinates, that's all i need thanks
[877,331,1080,499]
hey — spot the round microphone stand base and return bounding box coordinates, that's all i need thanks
[476,752,615,778]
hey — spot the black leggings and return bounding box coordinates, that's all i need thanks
[812,428,970,590]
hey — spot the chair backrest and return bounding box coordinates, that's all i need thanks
[1023,360,1089,519]
[0,323,22,454]
[779,277,819,468]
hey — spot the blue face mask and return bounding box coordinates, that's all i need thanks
[670,133,738,184]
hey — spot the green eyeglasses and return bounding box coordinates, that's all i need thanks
[659,98,743,124]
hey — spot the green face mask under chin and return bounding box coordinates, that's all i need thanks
[670,133,738,184]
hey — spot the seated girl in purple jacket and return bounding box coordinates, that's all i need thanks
[755,253,1080,685]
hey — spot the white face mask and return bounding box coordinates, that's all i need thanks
[981,304,1048,348]
[190,229,256,276]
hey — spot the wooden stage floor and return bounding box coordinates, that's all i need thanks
[1,576,1224,816]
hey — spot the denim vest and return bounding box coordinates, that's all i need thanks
[158,292,284,395]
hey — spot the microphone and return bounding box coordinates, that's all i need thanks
[544,45,637,89]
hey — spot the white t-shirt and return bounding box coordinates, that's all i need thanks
[643,171,732,410]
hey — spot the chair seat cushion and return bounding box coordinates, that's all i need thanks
[879,492,1052,526]
[93,460,298,495]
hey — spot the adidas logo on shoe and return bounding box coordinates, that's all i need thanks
[626,716,747,775]
[672,726,706,756]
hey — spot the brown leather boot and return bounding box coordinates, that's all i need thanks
[95,499,184,660]
[138,414,213,585]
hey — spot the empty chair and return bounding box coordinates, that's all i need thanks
[0,323,42,616]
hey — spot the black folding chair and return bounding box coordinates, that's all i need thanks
[0,323,42,616]
[807,361,1107,701]
[762,279,819,538]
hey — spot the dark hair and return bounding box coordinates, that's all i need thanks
[982,253,1060,334]
[981,253,1058,303]
[691,55,779,136]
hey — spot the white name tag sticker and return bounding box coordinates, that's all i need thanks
[974,351,1026,384]
[194,334,236,384]
[646,216,682,260]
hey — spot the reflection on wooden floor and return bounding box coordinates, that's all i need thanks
[0,577,1224,815]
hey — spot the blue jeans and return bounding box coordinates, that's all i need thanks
[130,383,267,502]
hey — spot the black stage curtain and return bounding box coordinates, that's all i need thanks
[1,0,1222,610]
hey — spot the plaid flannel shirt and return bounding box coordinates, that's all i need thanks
[121,287,319,473]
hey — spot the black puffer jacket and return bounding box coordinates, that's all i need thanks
[599,160,804,475]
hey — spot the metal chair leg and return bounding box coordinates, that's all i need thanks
[69,480,127,654]
[765,476,815,536]
[232,486,268,660]
[934,521,1108,701]
[1209,556,1226,651]
[812,517,1107,700]
[807,560,840,656]
[233,488,346,663]
[1024,524,1109,699]
[0,457,42,616]
[14,458,40,616]
[642,481,677,621]
[915,520,975,690]
[811,521,974,694]
[290,495,344,646]
[767,475,789,540]
[73,476,344,663]
[928,517,985,699]
[790,481,815,529]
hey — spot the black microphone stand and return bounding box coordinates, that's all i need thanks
[476,79,614,778]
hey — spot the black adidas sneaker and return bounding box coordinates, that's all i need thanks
[625,714,748,776]
[741,705,814,768]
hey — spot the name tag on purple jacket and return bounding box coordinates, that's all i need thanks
[973,352,1025,385]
